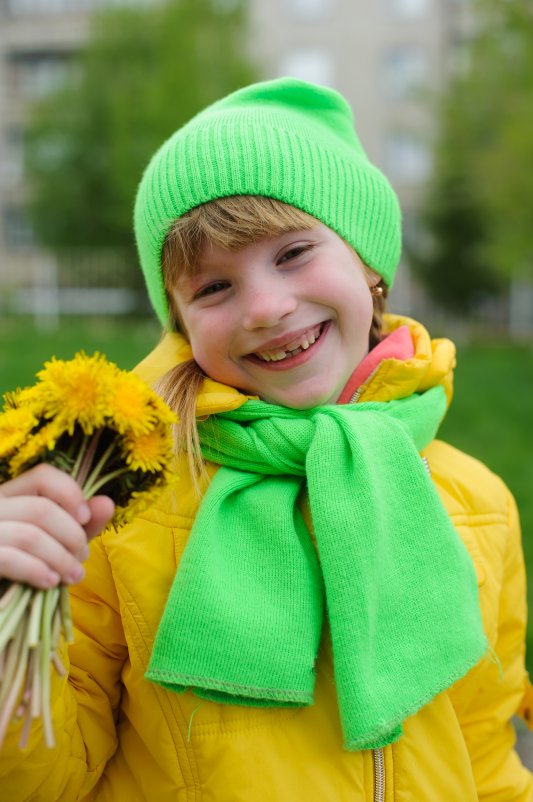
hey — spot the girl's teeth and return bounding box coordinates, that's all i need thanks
[255,324,322,361]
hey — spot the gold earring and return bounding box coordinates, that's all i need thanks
[370,285,383,297]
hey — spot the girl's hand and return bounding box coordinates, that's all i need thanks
[0,464,115,589]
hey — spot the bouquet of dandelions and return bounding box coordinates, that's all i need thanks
[0,352,176,750]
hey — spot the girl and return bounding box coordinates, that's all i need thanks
[0,77,532,801]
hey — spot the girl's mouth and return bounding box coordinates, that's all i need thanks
[246,322,327,365]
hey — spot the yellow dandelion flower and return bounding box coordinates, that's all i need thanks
[111,474,176,528]
[36,352,115,434]
[2,388,23,411]
[0,407,38,460]
[121,425,174,473]
[147,393,178,427]
[9,417,68,477]
[3,384,49,418]
[107,370,158,435]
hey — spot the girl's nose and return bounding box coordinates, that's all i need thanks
[241,285,298,330]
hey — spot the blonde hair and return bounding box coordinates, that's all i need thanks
[157,196,387,486]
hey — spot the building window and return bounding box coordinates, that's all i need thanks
[212,0,241,12]
[0,127,25,188]
[8,51,71,100]
[279,48,335,88]
[382,46,428,100]
[287,0,334,20]
[384,131,431,184]
[384,0,431,18]
[2,206,34,248]
[0,0,151,15]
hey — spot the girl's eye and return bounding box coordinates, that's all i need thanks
[278,244,313,264]
[195,281,230,299]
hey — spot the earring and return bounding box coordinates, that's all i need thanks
[370,285,383,297]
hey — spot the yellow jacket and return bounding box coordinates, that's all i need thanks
[1,316,532,801]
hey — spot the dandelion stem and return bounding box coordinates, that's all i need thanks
[0,584,25,629]
[27,591,44,648]
[31,643,41,718]
[83,466,129,499]
[0,628,23,709]
[75,429,102,488]
[0,624,29,749]
[0,582,21,611]
[0,587,32,653]
[81,440,119,499]
[18,701,33,749]
[39,587,59,749]
[59,586,74,644]
[51,652,66,677]
[70,433,90,482]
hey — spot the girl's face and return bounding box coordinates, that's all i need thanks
[172,224,376,409]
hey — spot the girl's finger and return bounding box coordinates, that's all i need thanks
[0,544,64,589]
[85,496,115,540]
[0,496,88,560]
[0,464,90,525]
[0,518,87,584]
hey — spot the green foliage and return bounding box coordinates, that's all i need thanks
[0,317,161,395]
[25,0,259,262]
[438,339,533,667]
[413,0,533,311]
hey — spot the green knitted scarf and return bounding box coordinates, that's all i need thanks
[146,386,487,750]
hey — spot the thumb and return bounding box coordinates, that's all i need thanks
[85,495,115,540]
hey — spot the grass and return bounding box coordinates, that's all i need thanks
[1,316,533,668]
[0,316,161,394]
[440,342,533,541]
[436,340,533,670]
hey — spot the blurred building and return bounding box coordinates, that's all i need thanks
[0,0,474,313]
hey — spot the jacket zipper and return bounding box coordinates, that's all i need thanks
[348,365,381,405]
[350,388,432,480]
[372,748,385,802]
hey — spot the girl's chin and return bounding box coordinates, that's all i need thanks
[256,384,342,409]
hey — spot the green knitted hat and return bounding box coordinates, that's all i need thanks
[134,77,402,326]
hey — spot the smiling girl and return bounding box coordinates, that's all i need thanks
[0,78,532,801]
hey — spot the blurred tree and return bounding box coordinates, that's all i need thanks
[412,0,533,313]
[25,0,259,281]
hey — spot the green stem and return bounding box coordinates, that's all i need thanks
[51,652,66,677]
[83,466,129,499]
[0,626,23,709]
[0,582,21,611]
[39,587,59,748]
[0,584,25,629]
[75,429,102,489]
[59,586,74,644]
[0,619,29,749]
[80,440,119,499]
[0,587,32,652]
[18,645,36,749]
[70,433,90,483]
[27,590,44,648]
[0,624,29,749]
[18,698,33,749]
[31,643,41,718]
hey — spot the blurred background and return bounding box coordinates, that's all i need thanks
[0,0,532,756]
